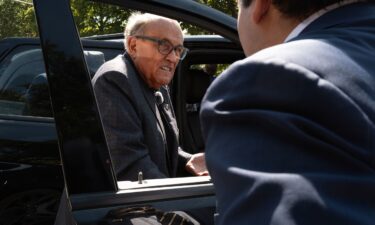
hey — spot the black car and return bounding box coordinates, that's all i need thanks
[0,0,244,224]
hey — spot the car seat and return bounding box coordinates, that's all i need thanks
[185,69,212,153]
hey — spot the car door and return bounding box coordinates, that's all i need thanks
[32,0,241,224]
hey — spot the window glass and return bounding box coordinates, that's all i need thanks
[0,46,116,117]
[70,0,133,37]
[0,0,37,39]
[70,0,224,37]
[196,0,238,18]
[0,46,48,117]
[67,1,236,184]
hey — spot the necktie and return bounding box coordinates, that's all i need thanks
[155,91,173,174]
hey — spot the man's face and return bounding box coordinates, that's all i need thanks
[129,19,183,89]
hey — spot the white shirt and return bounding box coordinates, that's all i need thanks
[284,0,364,42]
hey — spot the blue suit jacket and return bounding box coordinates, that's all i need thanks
[201,2,375,225]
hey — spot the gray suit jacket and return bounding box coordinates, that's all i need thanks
[92,53,191,181]
[201,2,375,225]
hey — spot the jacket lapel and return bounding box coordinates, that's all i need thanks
[159,87,180,174]
[122,54,179,176]
[142,86,167,140]
[123,55,166,137]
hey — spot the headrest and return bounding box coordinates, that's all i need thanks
[83,50,105,77]
[186,69,211,103]
[23,72,52,117]
[8,49,105,74]
[10,49,43,62]
[7,49,104,78]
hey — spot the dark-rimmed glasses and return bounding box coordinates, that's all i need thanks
[134,35,188,60]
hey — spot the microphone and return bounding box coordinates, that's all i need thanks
[154,91,164,105]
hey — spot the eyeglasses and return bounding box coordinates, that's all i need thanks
[134,35,188,60]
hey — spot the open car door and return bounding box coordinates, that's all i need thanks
[32,0,240,224]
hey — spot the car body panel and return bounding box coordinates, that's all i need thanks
[33,0,117,194]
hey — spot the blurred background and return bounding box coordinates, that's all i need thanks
[0,0,238,39]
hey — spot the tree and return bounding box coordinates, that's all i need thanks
[0,0,37,40]
[181,0,237,35]
[70,0,132,37]
[199,0,238,18]
[0,0,237,38]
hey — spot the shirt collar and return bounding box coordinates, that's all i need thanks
[284,0,364,42]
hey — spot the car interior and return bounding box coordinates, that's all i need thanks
[23,50,106,117]
[174,48,244,154]
[0,48,107,117]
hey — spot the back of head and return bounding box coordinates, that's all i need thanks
[240,0,375,20]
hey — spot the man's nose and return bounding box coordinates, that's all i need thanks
[165,49,179,62]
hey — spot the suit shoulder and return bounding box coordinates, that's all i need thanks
[222,38,350,84]
[92,55,134,84]
[248,39,342,68]
[96,55,126,74]
[206,41,328,101]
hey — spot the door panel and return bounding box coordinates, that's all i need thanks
[33,0,117,194]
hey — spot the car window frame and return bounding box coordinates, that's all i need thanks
[33,0,239,201]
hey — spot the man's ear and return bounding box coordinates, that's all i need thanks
[127,36,137,54]
[252,0,271,24]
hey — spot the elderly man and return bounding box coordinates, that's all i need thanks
[201,0,375,224]
[92,13,207,181]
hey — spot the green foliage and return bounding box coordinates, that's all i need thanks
[0,0,37,40]
[181,0,237,35]
[198,0,238,18]
[0,0,237,38]
[70,0,132,37]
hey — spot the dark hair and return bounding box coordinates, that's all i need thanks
[240,0,375,20]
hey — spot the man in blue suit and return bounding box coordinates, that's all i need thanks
[201,0,375,224]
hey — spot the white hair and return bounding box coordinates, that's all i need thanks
[124,12,182,51]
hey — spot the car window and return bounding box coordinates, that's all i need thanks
[70,1,225,37]
[0,45,117,118]
[0,46,47,117]
[29,0,239,196]
[65,1,241,186]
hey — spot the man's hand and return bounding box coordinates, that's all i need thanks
[185,152,209,176]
